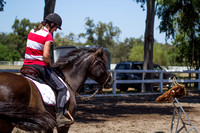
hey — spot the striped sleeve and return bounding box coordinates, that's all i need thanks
[46,32,53,43]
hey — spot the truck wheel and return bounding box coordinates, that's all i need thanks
[83,84,90,93]
[153,87,159,92]
[135,83,142,92]
[118,85,129,92]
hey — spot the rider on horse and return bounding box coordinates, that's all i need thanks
[22,13,70,126]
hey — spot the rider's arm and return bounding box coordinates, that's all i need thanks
[43,41,52,68]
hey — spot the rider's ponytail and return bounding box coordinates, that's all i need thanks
[34,20,50,32]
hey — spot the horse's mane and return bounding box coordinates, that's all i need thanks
[54,48,107,69]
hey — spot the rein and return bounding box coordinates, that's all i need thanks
[68,74,111,101]
[66,54,111,101]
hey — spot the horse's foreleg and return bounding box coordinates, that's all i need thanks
[0,119,14,133]
[57,125,70,133]
[44,128,56,133]
[1,120,14,133]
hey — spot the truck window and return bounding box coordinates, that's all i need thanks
[115,64,130,70]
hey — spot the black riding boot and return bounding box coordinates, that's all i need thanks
[56,112,71,127]
[56,91,71,127]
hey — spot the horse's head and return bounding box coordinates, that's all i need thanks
[54,46,113,90]
[87,46,113,89]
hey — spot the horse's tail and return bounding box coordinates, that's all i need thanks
[0,102,57,131]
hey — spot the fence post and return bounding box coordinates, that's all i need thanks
[159,71,163,93]
[112,71,117,94]
[198,71,200,91]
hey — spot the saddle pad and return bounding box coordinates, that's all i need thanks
[26,77,70,106]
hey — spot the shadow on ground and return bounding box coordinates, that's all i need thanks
[74,93,199,123]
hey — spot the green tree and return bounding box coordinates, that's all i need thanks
[153,43,168,66]
[4,33,22,52]
[11,18,36,57]
[0,43,20,61]
[83,17,96,45]
[110,36,145,63]
[129,44,144,61]
[54,33,77,47]
[129,42,169,66]
[95,22,107,46]
[79,17,121,47]
[157,0,200,39]
[169,33,200,67]
[0,18,36,59]
[103,22,121,48]
[0,43,10,61]
[0,32,11,46]
[9,50,21,63]
[0,0,6,11]
[157,0,200,68]
[111,42,130,63]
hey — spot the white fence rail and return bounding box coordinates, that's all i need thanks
[1,69,200,94]
[111,70,200,94]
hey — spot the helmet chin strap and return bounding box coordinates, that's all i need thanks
[48,23,56,33]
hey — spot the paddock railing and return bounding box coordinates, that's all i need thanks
[1,69,200,94]
[110,70,200,94]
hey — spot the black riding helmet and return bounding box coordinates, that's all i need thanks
[45,13,62,30]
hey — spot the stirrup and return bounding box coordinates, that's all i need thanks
[56,111,74,127]
[65,111,74,125]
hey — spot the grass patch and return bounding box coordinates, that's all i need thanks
[0,65,22,69]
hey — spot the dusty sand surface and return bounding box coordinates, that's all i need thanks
[13,92,200,133]
[69,92,200,133]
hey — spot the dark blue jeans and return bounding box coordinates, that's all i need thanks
[24,65,68,113]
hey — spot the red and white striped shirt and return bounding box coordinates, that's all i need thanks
[23,27,53,66]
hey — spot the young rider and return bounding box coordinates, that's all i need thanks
[22,13,70,126]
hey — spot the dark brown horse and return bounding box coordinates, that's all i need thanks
[0,47,113,133]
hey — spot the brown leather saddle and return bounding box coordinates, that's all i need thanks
[20,66,65,81]
[20,66,41,78]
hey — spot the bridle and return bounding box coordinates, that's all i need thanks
[88,55,112,88]
[68,53,112,101]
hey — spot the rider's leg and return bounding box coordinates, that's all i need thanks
[29,65,71,125]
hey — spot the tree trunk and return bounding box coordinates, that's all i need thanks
[44,0,56,19]
[142,0,155,92]
[44,0,56,63]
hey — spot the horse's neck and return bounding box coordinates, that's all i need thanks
[63,63,90,92]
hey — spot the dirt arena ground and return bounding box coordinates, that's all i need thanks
[13,92,200,133]
[68,92,200,133]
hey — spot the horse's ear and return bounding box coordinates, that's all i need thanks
[95,46,103,56]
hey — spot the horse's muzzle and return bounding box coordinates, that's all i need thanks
[104,76,114,89]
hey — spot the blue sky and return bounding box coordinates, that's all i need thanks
[0,0,167,43]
